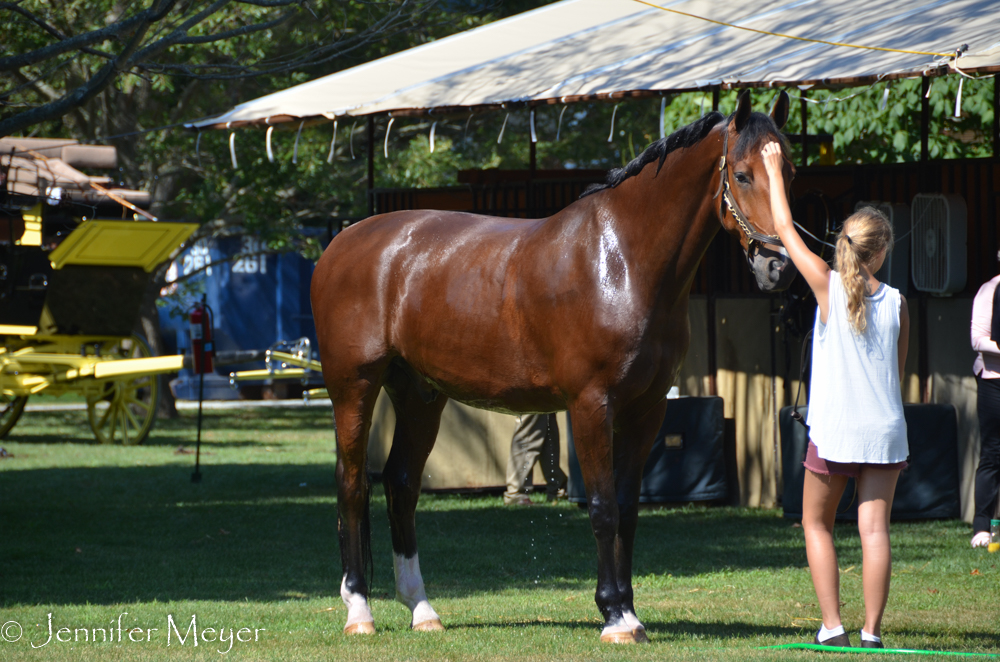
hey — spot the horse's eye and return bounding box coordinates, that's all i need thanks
[734,172,750,185]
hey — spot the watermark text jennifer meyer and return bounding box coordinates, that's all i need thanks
[2,612,266,654]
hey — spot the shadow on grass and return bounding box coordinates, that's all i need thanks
[0,463,961,610]
[890,630,1000,650]
[7,407,334,447]
[452,618,800,640]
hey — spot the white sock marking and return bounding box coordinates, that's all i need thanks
[393,553,440,627]
[340,575,374,627]
[622,608,644,632]
[601,621,633,637]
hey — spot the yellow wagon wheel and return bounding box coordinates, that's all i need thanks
[86,335,160,445]
[0,394,28,439]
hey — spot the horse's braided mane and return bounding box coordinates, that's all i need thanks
[579,109,785,199]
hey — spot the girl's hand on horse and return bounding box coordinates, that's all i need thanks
[761,141,793,236]
[760,140,832,317]
[761,141,784,182]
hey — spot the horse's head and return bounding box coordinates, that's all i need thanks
[717,90,797,292]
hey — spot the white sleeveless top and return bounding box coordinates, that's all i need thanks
[806,271,908,463]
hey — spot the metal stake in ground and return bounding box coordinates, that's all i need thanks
[192,380,204,482]
[190,295,215,483]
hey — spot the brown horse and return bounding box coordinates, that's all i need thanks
[310,90,795,643]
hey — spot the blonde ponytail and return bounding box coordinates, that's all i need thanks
[833,207,894,334]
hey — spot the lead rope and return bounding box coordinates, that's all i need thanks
[791,328,812,427]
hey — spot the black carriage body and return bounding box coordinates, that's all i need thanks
[1,200,157,337]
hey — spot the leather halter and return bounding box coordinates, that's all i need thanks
[714,130,783,248]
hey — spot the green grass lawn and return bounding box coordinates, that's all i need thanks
[1,405,997,661]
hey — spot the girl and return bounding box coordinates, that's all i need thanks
[762,142,910,650]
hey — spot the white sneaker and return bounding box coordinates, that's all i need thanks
[971,532,991,548]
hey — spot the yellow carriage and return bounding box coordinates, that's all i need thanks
[1,140,197,443]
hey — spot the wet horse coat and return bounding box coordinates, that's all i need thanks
[311,91,795,642]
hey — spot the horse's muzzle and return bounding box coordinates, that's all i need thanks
[747,244,797,292]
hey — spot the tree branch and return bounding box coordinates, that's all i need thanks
[128,0,237,64]
[141,1,438,80]
[0,0,181,137]
[0,8,151,72]
[0,0,443,136]
[232,0,304,6]
[172,12,295,46]
[0,2,115,62]
[1,57,78,101]
[1,2,69,42]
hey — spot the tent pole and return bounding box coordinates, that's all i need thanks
[367,115,375,217]
[917,78,932,404]
[993,75,999,159]
[919,295,929,403]
[799,91,808,168]
[707,89,719,396]
[921,76,930,163]
[528,137,536,217]
[706,238,718,397]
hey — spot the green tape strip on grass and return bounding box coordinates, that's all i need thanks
[759,644,999,658]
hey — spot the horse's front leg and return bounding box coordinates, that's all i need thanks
[569,392,633,643]
[612,397,668,644]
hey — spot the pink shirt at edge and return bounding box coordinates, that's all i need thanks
[972,274,1000,379]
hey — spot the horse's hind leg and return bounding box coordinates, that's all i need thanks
[332,376,383,635]
[612,397,667,644]
[382,363,448,631]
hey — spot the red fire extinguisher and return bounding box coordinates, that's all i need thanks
[189,301,215,374]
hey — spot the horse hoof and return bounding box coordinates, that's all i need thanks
[632,627,650,643]
[412,618,444,632]
[343,621,376,635]
[600,630,636,644]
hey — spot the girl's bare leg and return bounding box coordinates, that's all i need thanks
[856,467,901,638]
[802,470,850,630]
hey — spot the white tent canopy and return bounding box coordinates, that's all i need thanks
[188,0,1000,129]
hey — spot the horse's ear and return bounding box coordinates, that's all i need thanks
[770,91,790,130]
[733,89,752,131]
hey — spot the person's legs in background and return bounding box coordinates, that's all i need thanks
[504,414,548,505]
[972,375,1000,545]
[537,413,567,501]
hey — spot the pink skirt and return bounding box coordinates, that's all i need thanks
[803,440,907,478]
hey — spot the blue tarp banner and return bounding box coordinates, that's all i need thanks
[159,232,320,398]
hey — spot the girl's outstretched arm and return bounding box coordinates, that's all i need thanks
[761,141,831,322]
